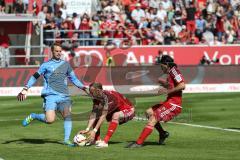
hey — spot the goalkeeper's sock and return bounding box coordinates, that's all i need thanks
[103,119,118,143]
[31,113,46,123]
[64,115,72,142]
[136,124,154,145]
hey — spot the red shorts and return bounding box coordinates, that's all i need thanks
[152,101,182,122]
[106,107,135,125]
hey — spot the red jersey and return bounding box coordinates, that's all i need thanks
[92,90,133,114]
[79,19,90,31]
[166,66,184,105]
[114,31,124,38]
[100,21,110,37]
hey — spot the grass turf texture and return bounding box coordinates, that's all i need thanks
[0,93,240,160]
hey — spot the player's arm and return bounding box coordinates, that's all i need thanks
[158,77,169,88]
[79,111,97,134]
[67,64,86,90]
[17,64,45,101]
[92,108,108,132]
[88,96,108,141]
[79,100,100,134]
[158,82,185,95]
[159,68,185,95]
[167,82,185,95]
[169,69,185,94]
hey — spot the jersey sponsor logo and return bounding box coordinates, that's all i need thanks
[175,75,182,83]
[171,68,182,83]
[160,105,177,118]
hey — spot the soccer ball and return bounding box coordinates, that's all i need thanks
[73,134,87,146]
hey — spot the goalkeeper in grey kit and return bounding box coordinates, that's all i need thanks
[17,43,87,146]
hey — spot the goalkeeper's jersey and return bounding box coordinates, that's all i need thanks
[26,59,84,96]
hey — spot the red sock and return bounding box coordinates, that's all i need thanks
[136,124,154,145]
[104,120,118,143]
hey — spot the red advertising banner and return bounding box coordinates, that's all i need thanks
[61,45,240,67]
[0,66,239,87]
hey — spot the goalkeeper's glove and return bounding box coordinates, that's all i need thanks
[17,87,28,101]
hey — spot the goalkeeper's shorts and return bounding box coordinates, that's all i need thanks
[42,95,72,112]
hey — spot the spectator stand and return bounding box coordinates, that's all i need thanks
[0,14,44,67]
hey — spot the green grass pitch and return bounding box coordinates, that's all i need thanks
[0,93,240,160]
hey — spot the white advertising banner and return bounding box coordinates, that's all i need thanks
[64,0,92,15]
[1,84,240,96]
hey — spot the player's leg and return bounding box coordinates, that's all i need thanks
[136,108,157,144]
[97,108,135,148]
[59,99,74,146]
[45,110,56,123]
[22,96,56,126]
[104,108,135,143]
[95,111,119,148]
[103,111,120,143]
[126,107,158,148]
[146,104,169,144]
[156,103,182,144]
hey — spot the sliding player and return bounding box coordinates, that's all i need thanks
[127,55,185,148]
[79,82,135,148]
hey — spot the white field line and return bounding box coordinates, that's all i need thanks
[0,119,21,122]
[133,117,240,133]
[1,117,240,133]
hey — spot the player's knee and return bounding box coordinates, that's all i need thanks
[148,117,157,126]
[145,108,153,116]
[45,117,55,124]
[112,112,120,120]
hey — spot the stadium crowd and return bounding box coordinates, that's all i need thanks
[0,0,240,46]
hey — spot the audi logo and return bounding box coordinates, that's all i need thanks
[62,50,104,66]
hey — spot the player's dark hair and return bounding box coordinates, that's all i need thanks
[51,42,62,51]
[159,55,177,68]
[89,82,103,90]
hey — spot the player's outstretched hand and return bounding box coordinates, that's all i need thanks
[17,87,28,101]
[158,88,168,95]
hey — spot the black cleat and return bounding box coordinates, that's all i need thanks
[125,142,143,148]
[159,131,169,145]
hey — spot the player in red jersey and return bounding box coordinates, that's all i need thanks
[126,55,185,148]
[79,82,135,148]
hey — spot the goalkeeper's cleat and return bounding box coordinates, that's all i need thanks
[63,140,76,147]
[159,131,169,145]
[22,113,34,127]
[125,142,143,148]
[95,141,108,148]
